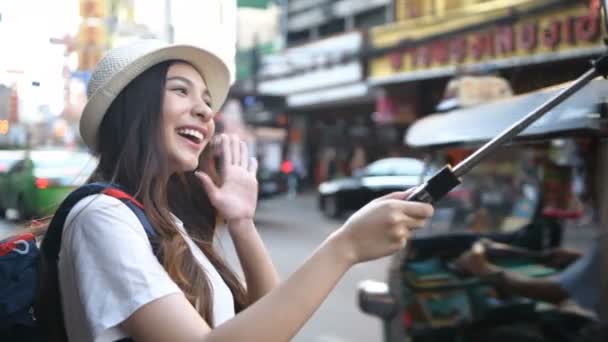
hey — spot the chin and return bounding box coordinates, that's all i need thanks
[179,159,199,172]
[170,154,200,173]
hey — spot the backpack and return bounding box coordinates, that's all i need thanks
[0,182,159,341]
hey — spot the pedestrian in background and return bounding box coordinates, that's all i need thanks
[36,39,434,342]
[350,146,367,177]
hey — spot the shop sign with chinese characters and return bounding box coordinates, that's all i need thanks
[370,4,604,82]
[78,0,108,71]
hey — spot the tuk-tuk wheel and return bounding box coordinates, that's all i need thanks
[385,250,407,342]
[322,195,341,218]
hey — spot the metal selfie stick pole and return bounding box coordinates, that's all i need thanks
[406,2,608,203]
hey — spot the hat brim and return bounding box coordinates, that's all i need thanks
[80,44,230,152]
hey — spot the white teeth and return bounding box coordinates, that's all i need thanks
[177,128,204,141]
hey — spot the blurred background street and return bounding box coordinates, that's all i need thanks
[2,0,608,341]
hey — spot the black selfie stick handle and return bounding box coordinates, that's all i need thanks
[406,166,461,204]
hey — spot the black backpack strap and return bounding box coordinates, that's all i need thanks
[37,182,160,342]
[41,182,159,261]
[102,188,161,256]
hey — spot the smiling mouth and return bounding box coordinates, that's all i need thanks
[176,128,204,145]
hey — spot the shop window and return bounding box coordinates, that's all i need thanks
[319,19,345,38]
[287,30,310,47]
[354,7,387,29]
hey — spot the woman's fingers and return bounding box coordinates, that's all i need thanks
[401,200,434,220]
[221,134,232,167]
[220,134,254,169]
[376,201,430,241]
[389,225,410,243]
[230,135,240,165]
[403,215,429,230]
[382,200,432,237]
[240,140,249,167]
[372,186,420,203]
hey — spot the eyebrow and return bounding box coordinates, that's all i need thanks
[166,76,212,100]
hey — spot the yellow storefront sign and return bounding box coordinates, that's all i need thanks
[77,0,108,71]
[80,0,108,18]
[370,4,604,82]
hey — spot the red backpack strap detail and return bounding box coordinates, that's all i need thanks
[102,188,144,209]
[0,233,35,256]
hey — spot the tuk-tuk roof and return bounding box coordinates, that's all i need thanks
[405,77,608,149]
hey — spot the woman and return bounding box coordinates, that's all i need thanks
[40,39,433,342]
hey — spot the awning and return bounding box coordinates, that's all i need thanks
[405,77,608,148]
[237,0,272,8]
[287,82,372,109]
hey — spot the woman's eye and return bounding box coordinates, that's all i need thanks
[173,87,187,95]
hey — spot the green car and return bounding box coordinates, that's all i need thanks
[0,149,97,221]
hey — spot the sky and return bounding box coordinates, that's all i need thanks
[0,0,79,74]
[0,0,80,120]
[0,0,273,120]
[0,0,240,81]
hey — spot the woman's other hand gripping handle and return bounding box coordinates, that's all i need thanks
[331,189,435,264]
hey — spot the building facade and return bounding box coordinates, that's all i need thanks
[368,0,605,149]
[250,0,397,185]
[285,0,393,46]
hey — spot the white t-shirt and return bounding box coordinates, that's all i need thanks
[58,194,235,342]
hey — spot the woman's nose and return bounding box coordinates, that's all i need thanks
[192,103,213,121]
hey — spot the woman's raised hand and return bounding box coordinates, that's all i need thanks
[330,190,434,265]
[196,134,258,223]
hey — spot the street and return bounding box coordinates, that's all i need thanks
[0,192,390,342]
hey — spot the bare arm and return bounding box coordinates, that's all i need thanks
[122,192,434,342]
[495,270,570,304]
[456,246,570,304]
[208,234,352,341]
[125,135,433,341]
[228,218,279,303]
[122,235,350,342]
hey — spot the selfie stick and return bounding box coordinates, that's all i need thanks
[406,3,608,204]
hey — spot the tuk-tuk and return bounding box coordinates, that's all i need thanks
[358,77,608,341]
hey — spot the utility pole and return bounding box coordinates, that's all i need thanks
[165,0,174,43]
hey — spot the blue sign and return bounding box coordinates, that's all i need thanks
[71,71,92,91]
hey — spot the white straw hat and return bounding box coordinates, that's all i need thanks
[79,39,230,152]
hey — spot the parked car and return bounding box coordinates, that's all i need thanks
[0,150,26,216]
[0,149,97,220]
[318,157,427,218]
[0,150,25,175]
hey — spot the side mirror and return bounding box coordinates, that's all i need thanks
[357,280,396,319]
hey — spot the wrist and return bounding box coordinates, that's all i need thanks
[325,232,357,269]
[226,218,255,233]
[480,267,506,286]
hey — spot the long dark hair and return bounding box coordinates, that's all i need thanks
[36,61,248,341]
